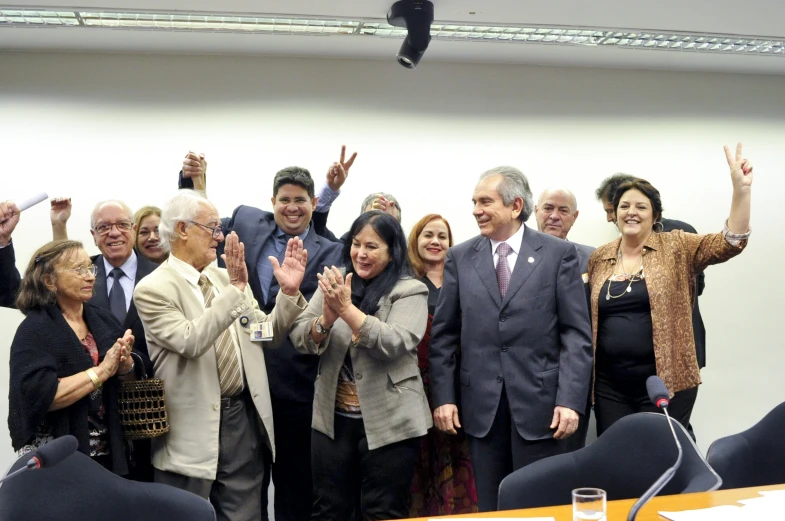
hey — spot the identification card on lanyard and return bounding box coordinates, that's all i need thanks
[251,322,274,342]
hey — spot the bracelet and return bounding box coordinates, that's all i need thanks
[85,368,102,390]
[117,361,135,377]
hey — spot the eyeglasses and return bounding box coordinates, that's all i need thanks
[93,221,133,235]
[62,265,98,278]
[187,220,224,239]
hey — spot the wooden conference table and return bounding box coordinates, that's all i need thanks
[403,483,785,520]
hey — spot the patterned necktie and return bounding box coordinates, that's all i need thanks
[198,275,243,397]
[266,236,289,307]
[496,242,512,299]
[108,267,127,324]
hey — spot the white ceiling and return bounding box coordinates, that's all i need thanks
[2,0,785,75]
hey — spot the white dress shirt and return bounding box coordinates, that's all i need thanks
[490,223,525,274]
[103,251,137,312]
[168,254,247,390]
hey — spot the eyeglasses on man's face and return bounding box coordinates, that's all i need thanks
[62,264,98,278]
[187,220,224,240]
[93,221,133,235]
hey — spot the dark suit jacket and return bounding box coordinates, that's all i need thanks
[0,241,22,309]
[573,242,596,274]
[572,241,596,313]
[312,209,349,244]
[89,251,157,376]
[660,218,707,368]
[219,205,344,403]
[429,225,594,441]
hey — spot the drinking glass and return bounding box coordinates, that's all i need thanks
[572,488,607,521]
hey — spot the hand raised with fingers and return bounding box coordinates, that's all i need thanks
[0,200,20,246]
[317,266,352,316]
[222,231,249,292]
[724,142,753,190]
[326,145,358,191]
[270,237,308,296]
[50,197,72,226]
[183,151,207,179]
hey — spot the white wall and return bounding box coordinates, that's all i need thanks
[1,52,784,470]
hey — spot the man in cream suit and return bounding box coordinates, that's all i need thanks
[134,190,308,521]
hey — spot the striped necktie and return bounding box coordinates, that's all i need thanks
[198,275,243,397]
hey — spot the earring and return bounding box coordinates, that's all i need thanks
[653,221,664,233]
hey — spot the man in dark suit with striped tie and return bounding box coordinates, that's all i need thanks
[86,200,158,481]
[180,152,344,521]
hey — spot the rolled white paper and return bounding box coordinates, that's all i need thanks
[15,192,48,212]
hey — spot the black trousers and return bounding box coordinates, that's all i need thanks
[311,414,420,521]
[261,397,314,521]
[467,387,567,512]
[594,372,698,438]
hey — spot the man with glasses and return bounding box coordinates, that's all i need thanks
[180,153,343,521]
[133,189,308,521]
[88,200,158,481]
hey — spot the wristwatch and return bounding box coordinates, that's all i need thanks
[315,318,331,335]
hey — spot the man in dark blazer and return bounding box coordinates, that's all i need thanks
[534,187,596,450]
[86,200,158,482]
[430,167,594,512]
[180,153,343,521]
[0,200,21,308]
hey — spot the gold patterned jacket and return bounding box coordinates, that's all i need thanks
[587,229,747,396]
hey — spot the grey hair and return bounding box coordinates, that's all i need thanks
[360,192,402,221]
[537,187,579,212]
[479,166,534,222]
[159,190,213,251]
[90,200,134,229]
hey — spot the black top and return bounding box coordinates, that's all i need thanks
[422,276,440,316]
[0,240,21,309]
[596,278,656,380]
[8,303,129,475]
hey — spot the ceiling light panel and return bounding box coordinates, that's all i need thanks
[1,8,783,56]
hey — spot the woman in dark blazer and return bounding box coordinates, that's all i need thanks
[290,211,432,520]
[9,240,136,474]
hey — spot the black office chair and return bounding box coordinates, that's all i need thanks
[707,400,785,490]
[497,412,721,511]
[0,450,215,520]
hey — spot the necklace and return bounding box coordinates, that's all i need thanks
[606,248,644,300]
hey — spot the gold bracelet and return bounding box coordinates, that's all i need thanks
[85,368,102,390]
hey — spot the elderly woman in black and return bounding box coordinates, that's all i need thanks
[290,211,432,520]
[9,240,136,474]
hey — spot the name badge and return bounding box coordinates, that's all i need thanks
[251,322,274,342]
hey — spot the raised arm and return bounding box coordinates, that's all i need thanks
[179,151,207,193]
[725,142,753,234]
[50,197,71,241]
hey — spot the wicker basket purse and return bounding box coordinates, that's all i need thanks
[118,352,169,440]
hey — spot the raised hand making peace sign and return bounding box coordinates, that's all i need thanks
[724,142,753,190]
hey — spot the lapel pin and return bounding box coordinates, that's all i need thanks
[528,257,535,263]
[239,316,250,328]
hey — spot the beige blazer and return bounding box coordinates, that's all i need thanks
[133,260,306,480]
[289,277,432,450]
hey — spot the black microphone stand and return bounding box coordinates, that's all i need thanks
[0,458,38,486]
[626,407,683,521]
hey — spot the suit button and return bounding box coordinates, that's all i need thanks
[497,376,503,383]
[501,345,508,352]
[213,404,219,411]
[355,372,363,380]
[500,315,507,322]
[231,311,237,317]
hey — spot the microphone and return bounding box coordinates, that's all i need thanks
[626,376,683,521]
[0,435,78,485]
